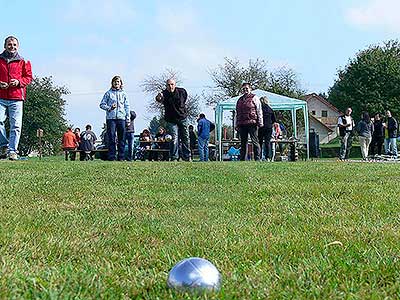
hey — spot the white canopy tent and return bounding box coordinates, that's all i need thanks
[214,89,309,160]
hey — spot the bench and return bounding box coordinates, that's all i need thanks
[64,149,108,161]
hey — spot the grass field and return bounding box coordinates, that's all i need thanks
[0,158,399,299]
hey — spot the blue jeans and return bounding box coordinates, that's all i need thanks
[198,136,209,161]
[168,119,191,161]
[106,119,126,161]
[385,138,397,158]
[124,132,135,161]
[0,99,23,154]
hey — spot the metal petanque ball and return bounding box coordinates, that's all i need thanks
[164,134,172,142]
[167,257,222,293]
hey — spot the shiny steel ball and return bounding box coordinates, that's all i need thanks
[167,257,222,292]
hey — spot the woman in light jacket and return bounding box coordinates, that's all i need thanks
[100,76,130,161]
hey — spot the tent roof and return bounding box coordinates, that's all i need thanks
[216,89,307,111]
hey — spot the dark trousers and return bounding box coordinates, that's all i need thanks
[168,118,191,161]
[107,119,126,161]
[239,125,260,161]
[369,136,384,156]
[80,151,94,161]
[63,147,76,161]
[258,127,273,159]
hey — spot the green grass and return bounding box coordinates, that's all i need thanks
[0,158,399,299]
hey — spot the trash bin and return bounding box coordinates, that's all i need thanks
[309,130,320,158]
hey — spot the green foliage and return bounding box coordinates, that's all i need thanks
[20,76,69,155]
[0,160,398,299]
[205,57,305,107]
[328,40,400,121]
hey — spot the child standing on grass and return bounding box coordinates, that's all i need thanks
[100,76,130,161]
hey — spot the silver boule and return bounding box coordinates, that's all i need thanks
[167,257,222,292]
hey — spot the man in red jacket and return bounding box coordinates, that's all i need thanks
[62,127,78,161]
[0,36,32,160]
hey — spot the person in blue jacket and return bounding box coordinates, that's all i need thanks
[197,113,212,161]
[100,76,130,161]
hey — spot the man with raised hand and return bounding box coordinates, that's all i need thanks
[0,36,32,160]
[156,79,191,161]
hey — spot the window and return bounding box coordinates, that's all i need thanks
[321,110,328,117]
[311,110,316,115]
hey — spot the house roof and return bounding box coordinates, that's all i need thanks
[303,93,343,114]
[309,113,334,132]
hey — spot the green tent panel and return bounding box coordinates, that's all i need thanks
[215,89,309,160]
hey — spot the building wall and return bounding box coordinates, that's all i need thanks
[309,117,337,144]
[307,96,341,129]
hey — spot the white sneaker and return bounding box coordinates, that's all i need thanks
[8,152,18,161]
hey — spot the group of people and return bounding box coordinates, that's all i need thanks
[0,37,277,164]
[338,108,398,161]
[4,35,398,163]
[62,125,97,161]
[136,127,169,161]
[99,76,214,162]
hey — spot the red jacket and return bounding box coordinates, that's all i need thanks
[0,53,32,100]
[236,94,257,126]
[62,131,77,149]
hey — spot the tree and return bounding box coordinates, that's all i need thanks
[204,57,305,107]
[140,68,200,123]
[328,40,400,121]
[19,76,69,155]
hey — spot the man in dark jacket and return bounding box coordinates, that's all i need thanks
[384,110,398,158]
[0,36,32,160]
[155,79,190,161]
[80,124,97,161]
[124,110,136,161]
[236,83,263,161]
[258,96,276,161]
[369,113,384,156]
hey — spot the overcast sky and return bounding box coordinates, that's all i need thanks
[1,0,399,135]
